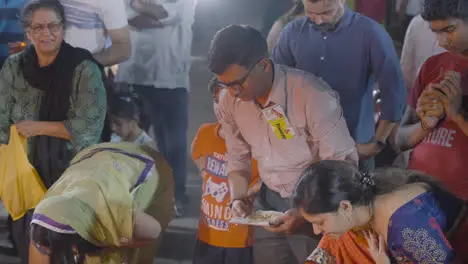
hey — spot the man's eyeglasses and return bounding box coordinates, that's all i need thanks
[209,62,259,96]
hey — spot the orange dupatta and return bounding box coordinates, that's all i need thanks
[305,230,374,264]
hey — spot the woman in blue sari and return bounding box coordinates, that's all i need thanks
[293,160,468,263]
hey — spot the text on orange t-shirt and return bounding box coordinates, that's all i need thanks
[191,123,260,248]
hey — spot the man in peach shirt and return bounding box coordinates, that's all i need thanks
[207,25,357,264]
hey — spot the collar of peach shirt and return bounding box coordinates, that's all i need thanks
[251,63,288,111]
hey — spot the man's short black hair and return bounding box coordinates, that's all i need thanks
[422,0,468,21]
[208,25,268,75]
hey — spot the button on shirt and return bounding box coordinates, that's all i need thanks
[218,64,357,197]
[116,0,196,90]
[272,8,406,144]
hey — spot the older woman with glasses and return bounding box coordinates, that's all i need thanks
[0,0,107,262]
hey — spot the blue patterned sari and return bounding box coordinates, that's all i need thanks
[387,191,460,263]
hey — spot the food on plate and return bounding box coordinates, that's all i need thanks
[230,210,284,226]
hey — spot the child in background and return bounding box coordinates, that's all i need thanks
[191,87,261,264]
[109,94,154,147]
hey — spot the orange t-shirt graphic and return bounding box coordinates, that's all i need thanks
[192,123,260,248]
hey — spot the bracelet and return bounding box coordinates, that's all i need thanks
[369,139,387,152]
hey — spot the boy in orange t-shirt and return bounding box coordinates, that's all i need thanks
[191,88,260,264]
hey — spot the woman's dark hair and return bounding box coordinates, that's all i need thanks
[109,94,140,121]
[293,160,463,219]
[208,25,268,75]
[422,0,468,22]
[31,224,101,264]
[20,0,67,28]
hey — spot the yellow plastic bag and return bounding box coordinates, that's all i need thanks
[0,125,46,220]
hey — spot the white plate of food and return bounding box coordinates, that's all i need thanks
[230,210,285,227]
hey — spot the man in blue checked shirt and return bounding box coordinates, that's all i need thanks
[0,0,26,68]
[272,0,407,172]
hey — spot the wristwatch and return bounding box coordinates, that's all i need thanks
[370,139,387,152]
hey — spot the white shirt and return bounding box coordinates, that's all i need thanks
[396,0,423,16]
[400,15,446,90]
[111,131,155,148]
[116,0,196,90]
[61,0,128,54]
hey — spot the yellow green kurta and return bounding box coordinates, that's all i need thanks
[32,142,174,263]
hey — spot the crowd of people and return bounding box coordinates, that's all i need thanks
[0,0,467,263]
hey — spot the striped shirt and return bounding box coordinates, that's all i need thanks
[0,0,25,67]
[60,0,127,54]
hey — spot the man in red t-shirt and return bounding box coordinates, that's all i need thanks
[397,0,468,200]
[355,0,386,23]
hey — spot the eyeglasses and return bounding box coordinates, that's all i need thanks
[210,62,259,95]
[29,21,63,34]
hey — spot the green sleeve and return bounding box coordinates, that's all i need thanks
[64,60,107,151]
[0,58,16,144]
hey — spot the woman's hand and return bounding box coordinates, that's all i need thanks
[16,120,44,138]
[133,210,161,241]
[363,230,391,264]
[265,209,304,235]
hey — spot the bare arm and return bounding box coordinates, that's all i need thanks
[100,210,162,251]
[95,0,131,66]
[193,157,205,172]
[38,121,72,140]
[374,120,396,143]
[369,23,406,144]
[132,210,161,242]
[128,15,162,29]
[131,0,194,26]
[132,3,169,21]
[93,27,131,66]
[396,106,430,151]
